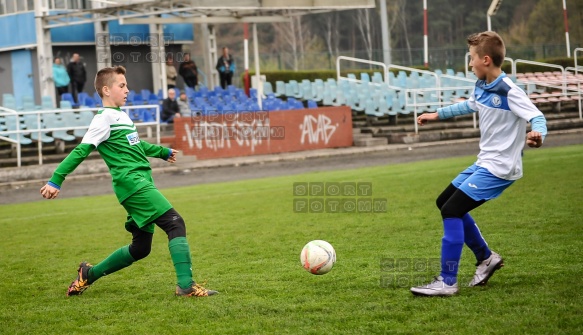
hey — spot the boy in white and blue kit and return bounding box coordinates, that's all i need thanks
[411,31,547,296]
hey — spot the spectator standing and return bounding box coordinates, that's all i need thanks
[161,89,180,123]
[166,56,178,90]
[66,53,87,103]
[215,47,235,89]
[178,53,198,90]
[53,57,70,104]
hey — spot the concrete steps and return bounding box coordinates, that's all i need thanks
[352,110,583,145]
[352,128,388,147]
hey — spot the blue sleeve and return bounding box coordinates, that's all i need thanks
[530,115,547,141]
[437,101,476,120]
[47,181,61,190]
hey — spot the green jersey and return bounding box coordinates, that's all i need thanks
[49,107,170,203]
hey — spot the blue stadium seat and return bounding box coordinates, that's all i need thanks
[43,112,75,141]
[128,108,143,122]
[372,72,384,84]
[322,87,335,106]
[81,97,96,108]
[140,89,152,100]
[60,100,73,110]
[61,93,78,107]
[360,72,371,83]
[2,94,18,110]
[275,81,286,97]
[77,92,90,106]
[142,108,156,122]
[263,82,274,96]
[41,96,54,110]
[22,113,54,143]
[64,110,94,138]
[21,95,37,111]
[1,115,33,144]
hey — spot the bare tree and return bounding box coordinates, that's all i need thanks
[297,16,305,69]
[323,13,337,60]
[397,0,413,65]
[272,14,299,70]
[356,8,374,62]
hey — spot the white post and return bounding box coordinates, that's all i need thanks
[92,0,111,70]
[253,23,262,109]
[563,0,571,57]
[379,0,391,65]
[34,0,55,107]
[487,15,492,31]
[423,0,428,67]
[149,23,166,97]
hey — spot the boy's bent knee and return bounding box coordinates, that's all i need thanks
[155,208,187,240]
[440,190,484,219]
[129,243,151,260]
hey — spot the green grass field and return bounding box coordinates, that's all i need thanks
[1,145,582,335]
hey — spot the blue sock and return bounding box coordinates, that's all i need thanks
[462,213,491,263]
[440,218,464,285]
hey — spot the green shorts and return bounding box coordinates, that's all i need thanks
[122,184,173,234]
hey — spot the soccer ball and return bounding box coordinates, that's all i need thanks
[300,240,336,275]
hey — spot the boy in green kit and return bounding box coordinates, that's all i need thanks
[40,66,217,297]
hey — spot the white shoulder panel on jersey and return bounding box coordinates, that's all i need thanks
[81,107,131,147]
[504,78,543,121]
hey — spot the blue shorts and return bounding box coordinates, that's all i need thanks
[452,164,514,201]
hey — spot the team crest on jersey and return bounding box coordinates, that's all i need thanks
[491,94,502,107]
[126,131,140,145]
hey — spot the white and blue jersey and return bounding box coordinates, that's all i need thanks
[436,72,547,200]
[438,72,546,181]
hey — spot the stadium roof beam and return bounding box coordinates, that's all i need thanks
[41,0,374,28]
[36,0,374,104]
[121,15,291,24]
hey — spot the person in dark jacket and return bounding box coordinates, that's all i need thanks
[179,53,198,90]
[66,53,87,103]
[161,89,180,123]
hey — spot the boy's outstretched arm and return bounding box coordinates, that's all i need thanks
[417,112,439,125]
[141,140,178,163]
[526,131,543,148]
[167,149,178,163]
[417,100,477,126]
[526,115,547,148]
[40,143,94,199]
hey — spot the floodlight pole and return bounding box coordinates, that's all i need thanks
[243,23,250,96]
[423,0,428,68]
[563,0,571,58]
[379,0,391,65]
[487,0,502,31]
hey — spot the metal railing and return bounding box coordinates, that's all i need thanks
[0,105,161,167]
[575,48,583,76]
[513,59,566,94]
[336,56,388,84]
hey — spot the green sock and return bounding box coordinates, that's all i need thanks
[88,245,135,284]
[168,237,194,289]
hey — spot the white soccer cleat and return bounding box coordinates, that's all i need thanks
[468,251,504,287]
[410,276,459,297]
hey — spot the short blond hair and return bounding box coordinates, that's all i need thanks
[467,31,506,67]
[94,66,126,98]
